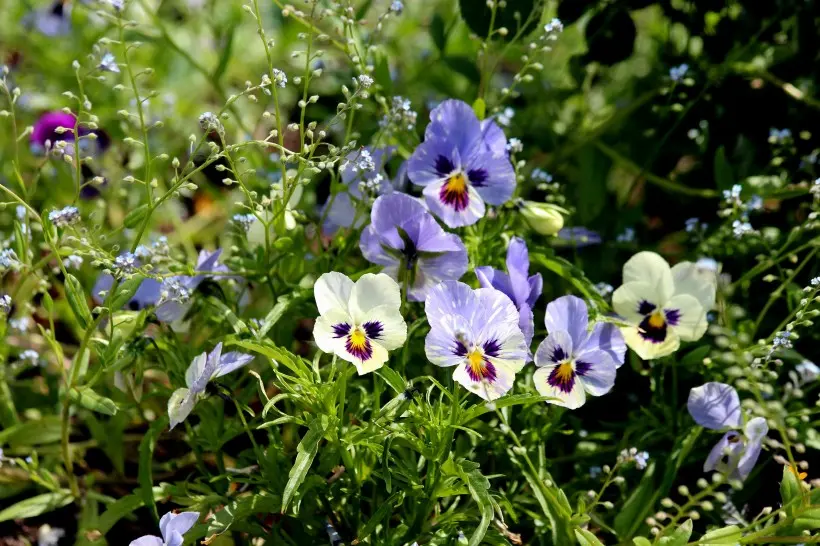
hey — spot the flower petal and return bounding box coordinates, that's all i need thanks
[576,322,626,368]
[168,388,196,430]
[424,314,474,368]
[671,261,717,311]
[352,341,389,375]
[505,237,532,306]
[314,272,354,316]
[687,382,741,430]
[424,281,479,329]
[129,536,163,546]
[360,304,407,351]
[424,99,482,153]
[534,330,574,367]
[313,308,353,355]
[704,431,743,473]
[620,325,680,360]
[359,224,397,266]
[185,351,208,390]
[622,251,674,303]
[350,273,402,322]
[574,350,617,396]
[407,137,456,187]
[452,358,517,401]
[544,295,588,347]
[215,352,254,378]
[160,511,199,543]
[534,366,587,409]
[461,145,516,206]
[612,281,662,324]
[664,293,707,342]
[422,177,485,228]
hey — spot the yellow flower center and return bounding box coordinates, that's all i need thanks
[447,172,467,192]
[349,328,367,350]
[647,312,665,329]
[467,350,484,374]
[554,362,574,385]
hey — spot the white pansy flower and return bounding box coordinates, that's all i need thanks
[168,343,254,429]
[613,252,715,360]
[313,272,407,375]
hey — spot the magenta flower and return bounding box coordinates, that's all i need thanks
[360,192,468,302]
[475,237,542,348]
[408,100,516,227]
[424,281,527,400]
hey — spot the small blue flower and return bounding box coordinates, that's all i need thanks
[615,227,635,243]
[669,63,689,82]
[113,252,140,277]
[48,206,80,227]
[232,213,257,231]
[732,219,753,238]
[98,52,120,73]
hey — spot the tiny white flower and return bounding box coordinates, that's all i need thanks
[38,524,65,546]
[796,360,819,383]
[313,272,407,375]
[612,252,715,359]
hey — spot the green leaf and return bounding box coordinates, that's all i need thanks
[0,416,63,447]
[633,539,653,546]
[443,56,481,84]
[465,469,493,546]
[576,145,611,223]
[376,365,406,394]
[357,492,401,541]
[680,345,711,367]
[69,386,119,416]
[0,491,73,522]
[123,204,151,229]
[472,98,486,120]
[207,494,281,535]
[109,276,145,310]
[65,273,92,329]
[374,52,393,96]
[780,464,803,515]
[257,294,296,339]
[431,13,447,52]
[460,393,549,425]
[714,146,735,192]
[793,507,820,532]
[575,528,605,546]
[659,519,692,546]
[458,0,539,41]
[531,253,609,310]
[230,339,311,378]
[281,416,328,512]
[699,525,742,544]
[94,494,144,534]
[212,25,236,83]
[139,415,168,521]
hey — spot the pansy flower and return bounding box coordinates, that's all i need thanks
[313,272,407,374]
[424,281,528,401]
[360,192,468,302]
[687,382,768,481]
[612,251,715,360]
[168,343,254,429]
[129,510,200,546]
[408,100,516,227]
[322,147,395,234]
[26,0,71,37]
[475,237,542,348]
[533,295,626,409]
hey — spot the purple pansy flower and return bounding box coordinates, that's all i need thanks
[533,295,626,409]
[408,100,516,227]
[475,237,542,349]
[687,382,769,481]
[168,342,255,429]
[360,192,468,302]
[129,510,200,546]
[424,281,528,400]
[555,227,603,248]
[26,1,71,37]
[322,147,395,234]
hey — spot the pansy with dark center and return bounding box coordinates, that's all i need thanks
[424,281,527,401]
[613,251,715,360]
[407,99,516,227]
[534,295,626,409]
[313,272,407,375]
[476,237,542,353]
[360,192,468,302]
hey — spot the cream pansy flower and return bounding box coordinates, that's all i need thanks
[612,251,715,360]
[313,272,407,374]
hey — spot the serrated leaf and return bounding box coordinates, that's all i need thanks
[0,491,73,522]
[699,525,742,544]
[65,273,92,329]
[714,146,735,192]
[282,416,328,512]
[575,528,605,546]
[69,386,119,416]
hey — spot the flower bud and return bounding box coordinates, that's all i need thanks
[517,200,566,236]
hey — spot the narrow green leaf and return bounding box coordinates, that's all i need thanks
[138,416,168,521]
[69,386,119,416]
[0,491,73,522]
[123,204,151,229]
[357,492,400,541]
[793,507,820,532]
[699,524,742,544]
[109,276,145,310]
[0,416,63,447]
[575,528,605,546]
[430,13,447,52]
[230,339,310,378]
[256,294,294,339]
[65,273,92,329]
[472,98,486,120]
[633,538,653,546]
[94,494,144,534]
[465,469,493,546]
[780,464,803,515]
[443,56,480,83]
[212,26,236,83]
[376,365,405,394]
[281,416,328,512]
[714,146,735,192]
[460,394,550,425]
[659,518,692,546]
[207,494,281,535]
